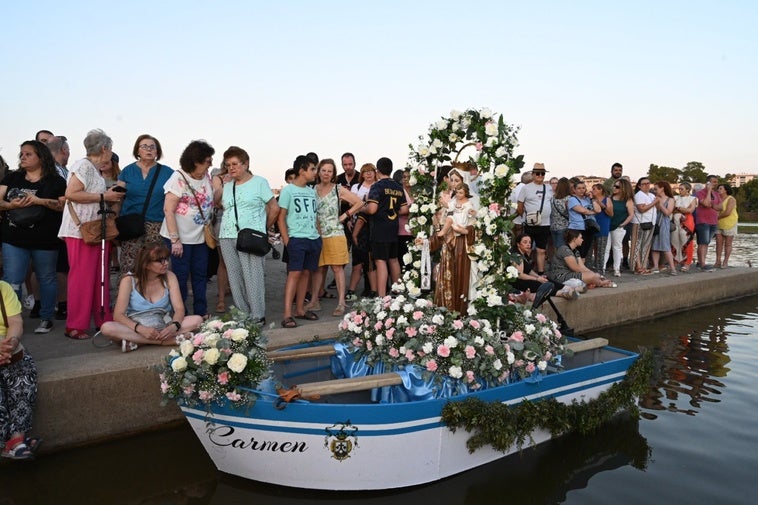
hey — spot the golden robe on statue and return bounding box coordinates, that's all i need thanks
[430,225,476,315]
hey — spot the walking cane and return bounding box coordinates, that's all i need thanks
[97,194,114,319]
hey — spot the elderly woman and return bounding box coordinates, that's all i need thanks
[215,146,278,323]
[100,243,203,351]
[160,140,215,318]
[547,230,616,289]
[116,135,173,276]
[0,281,39,460]
[0,141,66,335]
[630,177,657,275]
[58,129,125,339]
[304,158,363,317]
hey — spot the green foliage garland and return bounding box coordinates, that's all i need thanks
[440,350,653,453]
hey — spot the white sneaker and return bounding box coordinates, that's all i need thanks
[121,340,139,353]
[34,320,53,334]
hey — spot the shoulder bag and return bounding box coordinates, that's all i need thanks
[115,164,162,241]
[68,195,119,245]
[233,181,270,256]
[178,172,217,249]
[524,184,547,226]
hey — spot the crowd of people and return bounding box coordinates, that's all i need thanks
[0,131,742,460]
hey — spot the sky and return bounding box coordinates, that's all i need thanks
[1,0,756,187]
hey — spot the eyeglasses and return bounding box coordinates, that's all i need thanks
[153,257,170,264]
[227,161,246,168]
[139,144,157,151]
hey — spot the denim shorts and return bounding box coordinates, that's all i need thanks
[286,237,322,272]
[695,223,717,245]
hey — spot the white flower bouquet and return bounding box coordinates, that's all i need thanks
[159,307,271,410]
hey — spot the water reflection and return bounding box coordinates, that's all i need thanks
[640,325,731,418]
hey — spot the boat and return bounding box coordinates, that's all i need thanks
[179,334,640,490]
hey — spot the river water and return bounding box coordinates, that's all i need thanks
[2,237,758,504]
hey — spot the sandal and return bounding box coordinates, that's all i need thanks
[1,441,34,460]
[121,340,139,353]
[215,302,226,313]
[281,317,298,328]
[332,304,346,317]
[319,291,336,299]
[304,301,322,312]
[295,311,319,321]
[65,328,91,340]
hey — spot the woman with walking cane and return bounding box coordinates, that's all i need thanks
[57,129,124,340]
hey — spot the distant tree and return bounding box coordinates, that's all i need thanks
[648,164,680,183]
[736,179,758,212]
[680,161,708,183]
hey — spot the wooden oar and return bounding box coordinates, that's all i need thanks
[267,337,609,362]
[277,337,611,397]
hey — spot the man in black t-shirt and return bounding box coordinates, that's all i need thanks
[364,157,407,297]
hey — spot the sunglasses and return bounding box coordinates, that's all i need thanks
[613,184,621,188]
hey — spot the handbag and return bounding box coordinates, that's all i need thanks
[640,222,654,231]
[584,215,600,234]
[523,184,547,226]
[115,164,163,241]
[68,197,118,245]
[233,182,270,256]
[7,205,46,228]
[178,172,216,249]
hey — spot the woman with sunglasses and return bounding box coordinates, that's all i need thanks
[100,242,203,351]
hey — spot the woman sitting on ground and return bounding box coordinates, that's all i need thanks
[101,243,203,352]
[0,280,40,460]
[547,229,617,289]
[511,234,578,300]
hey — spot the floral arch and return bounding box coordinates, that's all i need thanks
[400,108,525,323]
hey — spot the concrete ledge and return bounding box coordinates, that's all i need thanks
[30,267,758,453]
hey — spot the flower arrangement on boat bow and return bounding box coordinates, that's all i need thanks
[338,296,567,387]
[159,308,271,410]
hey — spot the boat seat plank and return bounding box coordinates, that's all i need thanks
[296,372,403,397]
[564,338,608,353]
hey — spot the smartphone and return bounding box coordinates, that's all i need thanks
[112,186,126,193]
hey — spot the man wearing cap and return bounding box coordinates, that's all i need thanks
[509,170,533,238]
[517,163,552,274]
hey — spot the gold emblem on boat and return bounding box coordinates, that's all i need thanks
[324,421,359,461]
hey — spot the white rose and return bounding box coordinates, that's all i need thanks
[449,366,463,379]
[417,215,427,225]
[444,336,459,348]
[422,342,433,354]
[436,120,448,130]
[403,253,413,265]
[495,146,506,158]
[230,328,249,342]
[474,336,485,346]
[506,266,519,279]
[180,340,194,357]
[493,359,503,371]
[409,175,417,186]
[204,334,219,348]
[486,294,502,306]
[171,356,188,372]
[449,133,459,143]
[525,324,536,335]
[227,353,248,373]
[409,286,421,297]
[376,335,385,346]
[397,316,408,326]
[418,147,430,157]
[169,349,179,358]
[409,203,419,213]
[538,360,547,371]
[485,122,498,136]
[481,108,493,119]
[204,348,220,365]
[432,314,444,325]
[432,138,443,148]
[523,310,532,318]
[376,311,387,320]
[450,109,462,119]
[494,164,508,177]
[403,303,414,312]
[428,145,437,155]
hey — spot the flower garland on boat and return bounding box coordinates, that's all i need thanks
[159,307,271,410]
[402,107,525,322]
[338,296,567,385]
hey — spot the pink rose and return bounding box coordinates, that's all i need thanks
[160,381,169,393]
[536,313,547,323]
[226,391,241,402]
[353,314,363,325]
[217,371,230,385]
[405,349,415,361]
[405,326,418,337]
[193,334,204,346]
[452,319,464,330]
[386,327,396,339]
[510,331,524,342]
[475,142,483,151]
[385,318,395,327]
[470,320,481,329]
[374,321,383,331]
[437,345,450,358]
[192,349,204,365]
[339,320,348,330]
[464,345,476,359]
[352,337,363,347]
[488,202,500,213]
[545,351,552,360]
[412,311,424,321]
[199,390,213,401]
[485,345,495,355]
[183,384,195,396]
[526,362,536,374]
[466,370,475,383]
[427,325,437,334]
[389,347,399,358]
[426,360,438,372]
